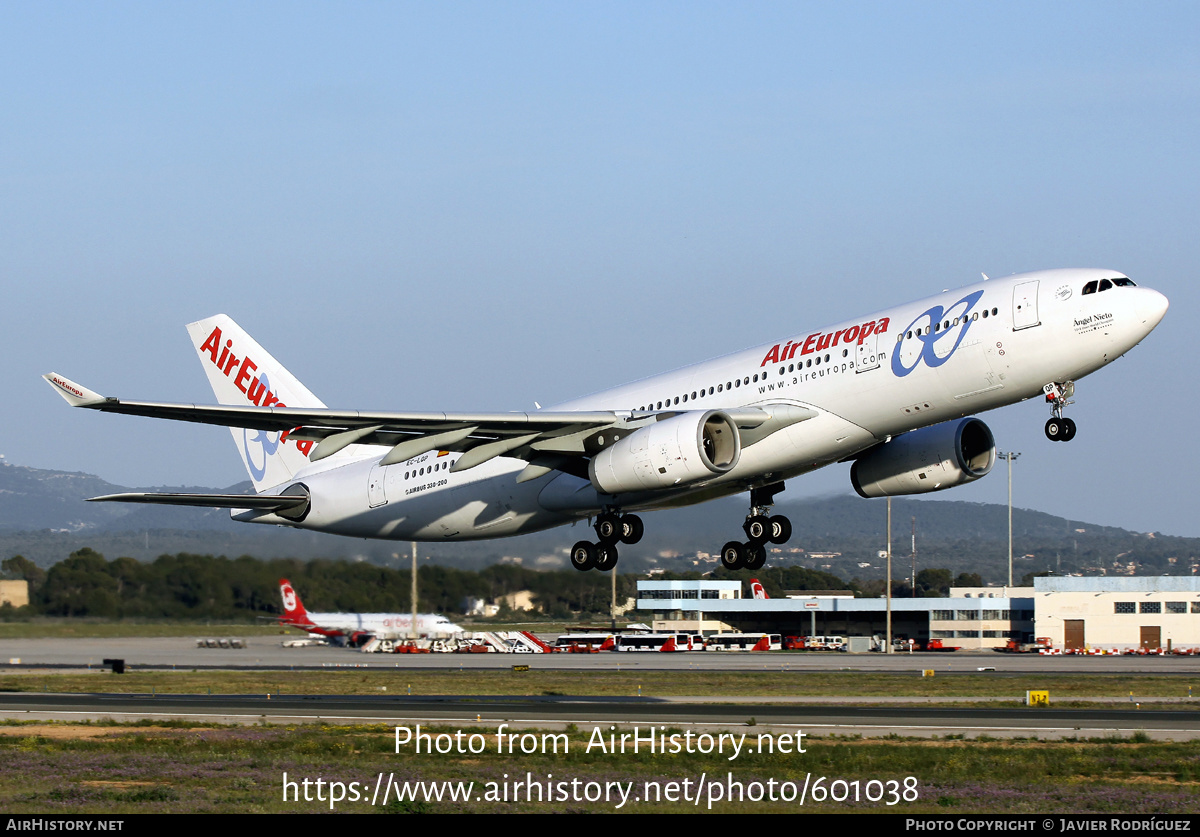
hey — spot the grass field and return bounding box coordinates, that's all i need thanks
[1,669,1197,704]
[1,719,1197,813]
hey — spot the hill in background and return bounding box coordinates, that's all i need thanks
[0,460,1193,584]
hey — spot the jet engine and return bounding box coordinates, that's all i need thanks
[850,417,996,498]
[589,410,740,495]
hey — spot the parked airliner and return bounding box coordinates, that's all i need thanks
[277,578,462,643]
[45,268,1167,573]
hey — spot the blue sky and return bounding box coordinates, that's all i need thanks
[3,3,1197,536]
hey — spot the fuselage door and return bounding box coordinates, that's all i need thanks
[368,463,388,508]
[1012,280,1041,330]
[856,330,881,373]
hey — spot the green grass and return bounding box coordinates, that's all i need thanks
[1,720,1197,813]
[1,669,1197,703]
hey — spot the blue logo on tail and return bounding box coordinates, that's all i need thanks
[242,373,280,480]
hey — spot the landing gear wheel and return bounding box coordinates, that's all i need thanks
[1061,417,1077,442]
[595,513,621,544]
[595,544,618,572]
[570,540,597,571]
[1045,418,1063,441]
[720,541,746,571]
[619,515,644,545]
[767,515,792,545]
[743,515,770,544]
[744,544,766,570]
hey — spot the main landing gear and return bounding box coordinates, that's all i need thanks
[1043,381,1077,442]
[720,482,792,571]
[570,511,644,572]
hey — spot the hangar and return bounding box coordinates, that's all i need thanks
[1030,577,1200,652]
[637,576,1200,652]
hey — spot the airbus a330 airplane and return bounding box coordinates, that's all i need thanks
[45,268,1167,573]
[277,578,462,643]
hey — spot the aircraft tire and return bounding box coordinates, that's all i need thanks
[743,515,770,544]
[1061,417,1077,441]
[744,544,766,571]
[768,515,792,544]
[1045,418,1063,441]
[619,515,644,544]
[570,541,597,571]
[595,544,618,572]
[595,513,621,544]
[720,541,746,571]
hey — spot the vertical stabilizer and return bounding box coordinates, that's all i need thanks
[279,578,311,626]
[186,315,326,492]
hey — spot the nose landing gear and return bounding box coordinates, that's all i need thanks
[1043,382,1077,442]
[720,482,791,571]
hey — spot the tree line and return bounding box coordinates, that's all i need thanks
[1,549,994,621]
[1,549,643,620]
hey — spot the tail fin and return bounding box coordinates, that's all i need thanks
[186,315,327,492]
[279,579,311,625]
[750,579,768,600]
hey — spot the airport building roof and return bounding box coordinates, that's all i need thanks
[1034,577,1200,593]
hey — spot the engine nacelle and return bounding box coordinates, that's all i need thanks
[589,410,740,495]
[850,417,995,498]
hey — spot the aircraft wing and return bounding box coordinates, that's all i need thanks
[44,372,806,482]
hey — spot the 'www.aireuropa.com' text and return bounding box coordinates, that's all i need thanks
[283,771,920,810]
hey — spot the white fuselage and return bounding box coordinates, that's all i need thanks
[298,611,463,640]
[237,268,1167,541]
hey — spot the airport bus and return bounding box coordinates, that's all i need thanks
[554,633,616,652]
[614,633,702,652]
[703,633,782,651]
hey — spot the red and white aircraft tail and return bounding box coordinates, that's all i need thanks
[278,578,314,628]
[750,579,768,600]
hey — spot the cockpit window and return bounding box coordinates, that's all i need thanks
[1111,277,1136,287]
[1099,278,1113,292]
[1082,280,1098,295]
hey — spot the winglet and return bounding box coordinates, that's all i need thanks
[42,373,108,407]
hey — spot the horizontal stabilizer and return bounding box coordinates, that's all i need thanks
[88,492,309,512]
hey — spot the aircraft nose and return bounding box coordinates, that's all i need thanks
[1140,288,1169,330]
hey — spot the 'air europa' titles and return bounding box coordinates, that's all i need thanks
[759,318,890,367]
[198,326,314,456]
[49,375,84,399]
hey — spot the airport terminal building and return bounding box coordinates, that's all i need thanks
[637,576,1200,651]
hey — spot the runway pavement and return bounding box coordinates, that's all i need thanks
[0,691,1196,740]
[2,636,1200,674]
